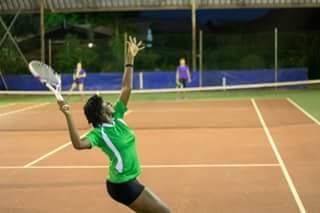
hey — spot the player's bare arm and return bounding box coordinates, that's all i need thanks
[176,70,180,85]
[119,36,144,106]
[187,69,192,83]
[58,100,91,150]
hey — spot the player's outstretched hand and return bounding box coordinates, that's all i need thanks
[57,100,70,116]
[127,36,145,58]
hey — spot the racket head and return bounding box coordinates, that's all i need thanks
[29,60,61,88]
[28,60,63,101]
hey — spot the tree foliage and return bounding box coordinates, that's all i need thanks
[53,34,99,73]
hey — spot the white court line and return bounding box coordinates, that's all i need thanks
[0,166,23,169]
[127,109,223,113]
[251,99,306,213]
[0,103,16,108]
[23,142,72,168]
[23,130,91,168]
[24,107,132,168]
[0,163,280,169]
[287,98,320,126]
[0,103,49,117]
[142,163,279,168]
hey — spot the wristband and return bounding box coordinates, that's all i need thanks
[125,64,134,68]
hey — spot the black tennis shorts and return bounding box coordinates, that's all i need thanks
[106,178,145,206]
[179,78,187,88]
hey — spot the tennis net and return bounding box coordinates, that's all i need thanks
[1,79,319,132]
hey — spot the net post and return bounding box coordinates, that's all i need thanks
[222,77,227,91]
[139,72,144,89]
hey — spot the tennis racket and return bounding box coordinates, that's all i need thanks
[28,60,64,101]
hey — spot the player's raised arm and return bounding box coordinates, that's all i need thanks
[119,36,144,106]
[57,100,91,150]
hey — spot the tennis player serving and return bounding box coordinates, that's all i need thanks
[57,36,170,213]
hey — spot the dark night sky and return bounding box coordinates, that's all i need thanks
[141,9,270,24]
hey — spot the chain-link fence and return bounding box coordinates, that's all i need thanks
[1,13,320,83]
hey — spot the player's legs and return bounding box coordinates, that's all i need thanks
[106,179,170,213]
[176,81,182,100]
[180,79,187,99]
[69,82,77,91]
[129,187,170,213]
[78,83,85,101]
[176,79,186,100]
[67,82,78,101]
[78,83,84,92]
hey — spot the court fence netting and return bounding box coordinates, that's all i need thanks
[1,79,320,132]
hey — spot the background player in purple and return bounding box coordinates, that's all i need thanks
[69,62,86,100]
[176,58,191,99]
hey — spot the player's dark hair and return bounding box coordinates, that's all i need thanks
[84,95,103,128]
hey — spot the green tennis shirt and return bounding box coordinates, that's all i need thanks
[84,100,141,183]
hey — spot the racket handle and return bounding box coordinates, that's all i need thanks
[46,83,64,101]
[55,93,64,101]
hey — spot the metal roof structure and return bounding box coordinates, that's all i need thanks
[0,0,320,14]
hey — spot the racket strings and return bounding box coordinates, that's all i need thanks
[32,61,60,89]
